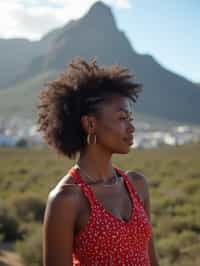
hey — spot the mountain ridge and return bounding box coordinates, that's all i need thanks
[0,1,199,125]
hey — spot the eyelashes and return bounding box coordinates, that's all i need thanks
[118,110,134,122]
[120,116,134,122]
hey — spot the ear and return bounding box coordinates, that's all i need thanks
[81,115,96,133]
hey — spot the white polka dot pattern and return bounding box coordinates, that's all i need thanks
[68,165,152,266]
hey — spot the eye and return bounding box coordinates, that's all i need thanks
[118,111,134,122]
[119,116,127,120]
[119,116,134,122]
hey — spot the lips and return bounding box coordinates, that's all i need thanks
[125,135,134,144]
[128,134,134,140]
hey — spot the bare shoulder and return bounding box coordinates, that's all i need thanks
[49,173,81,198]
[46,174,82,223]
[125,170,148,183]
[125,170,149,203]
[43,174,82,265]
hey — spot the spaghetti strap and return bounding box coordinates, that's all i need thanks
[69,164,152,265]
[69,164,135,207]
[113,165,145,208]
[68,165,97,207]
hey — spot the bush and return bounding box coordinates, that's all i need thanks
[16,224,42,266]
[0,203,21,241]
[16,138,28,147]
[10,194,45,223]
[158,233,181,263]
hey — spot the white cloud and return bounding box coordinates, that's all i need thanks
[109,0,131,9]
[0,0,131,40]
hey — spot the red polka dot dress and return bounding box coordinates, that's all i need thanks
[68,165,152,265]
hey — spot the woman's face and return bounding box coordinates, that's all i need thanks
[94,95,135,154]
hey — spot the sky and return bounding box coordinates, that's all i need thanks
[0,0,199,83]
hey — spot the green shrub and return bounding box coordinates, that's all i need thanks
[16,138,28,147]
[0,203,21,241]
[158,233,181,263]
[9,194,45,223]
[16,224,42,266]
[1,143,200,266]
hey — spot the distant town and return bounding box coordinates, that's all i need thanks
[0,116,200,149]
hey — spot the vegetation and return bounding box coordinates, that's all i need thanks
[0,143,200,265]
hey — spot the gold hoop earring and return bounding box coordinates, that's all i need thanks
[87,133,97,144]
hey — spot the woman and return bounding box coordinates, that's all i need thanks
[37,58,159,265]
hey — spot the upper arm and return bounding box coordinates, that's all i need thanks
[43,187,80,266]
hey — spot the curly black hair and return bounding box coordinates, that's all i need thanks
[36,58,142,159]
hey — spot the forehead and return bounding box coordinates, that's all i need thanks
[102,95,133,114]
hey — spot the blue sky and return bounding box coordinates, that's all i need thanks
[0,0,199,83]
[114,1,199,83]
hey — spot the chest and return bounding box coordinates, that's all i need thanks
[75,178,144,235]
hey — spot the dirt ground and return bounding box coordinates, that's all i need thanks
[0,249,23,266]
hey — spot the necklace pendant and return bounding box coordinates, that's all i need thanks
[103,176,118,187]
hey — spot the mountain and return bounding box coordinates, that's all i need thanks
[12,2,120,83]
[0,27,63,89]
[0,1,199,125]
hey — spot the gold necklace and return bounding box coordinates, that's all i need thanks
[75,163,120,187]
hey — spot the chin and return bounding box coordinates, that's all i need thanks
[115,146,130,154]
[111,141,132,154]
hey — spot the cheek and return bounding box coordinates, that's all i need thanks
[97,120,126,142]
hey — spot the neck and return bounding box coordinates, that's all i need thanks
[77,145,114,182]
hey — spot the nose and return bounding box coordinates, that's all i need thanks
[131,124,135,133]
[128,120,135,134]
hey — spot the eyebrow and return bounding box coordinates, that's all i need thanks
[117,108,132,114]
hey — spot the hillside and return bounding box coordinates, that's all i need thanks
[0,1,199,125]
[0,71,57,120]
[0,27,63,89]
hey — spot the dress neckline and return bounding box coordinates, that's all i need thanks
[73,165,135,225]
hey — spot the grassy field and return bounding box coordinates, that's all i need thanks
[0,143,200,266]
